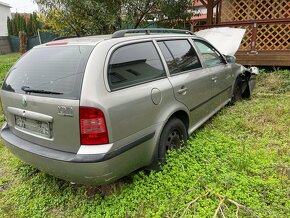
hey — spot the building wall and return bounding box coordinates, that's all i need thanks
[194,6,207,15]
[0,4,11,36]
[0,36,11,54]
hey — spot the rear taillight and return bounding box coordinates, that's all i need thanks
[79,107,109,145]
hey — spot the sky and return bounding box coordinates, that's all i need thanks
[1,0,39,13]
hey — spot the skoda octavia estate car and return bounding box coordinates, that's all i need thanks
[0,29,258,184]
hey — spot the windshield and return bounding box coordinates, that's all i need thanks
[2,45,94,99]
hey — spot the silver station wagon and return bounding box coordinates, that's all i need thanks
[0,29,258,184]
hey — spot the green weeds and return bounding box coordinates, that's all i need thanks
[257,68,290,94]
[0,53,20,81]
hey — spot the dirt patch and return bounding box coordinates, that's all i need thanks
[71,176,133,199]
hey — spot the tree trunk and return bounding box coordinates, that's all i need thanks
[19,31,27,55]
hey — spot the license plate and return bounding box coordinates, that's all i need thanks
[15,115,52,138]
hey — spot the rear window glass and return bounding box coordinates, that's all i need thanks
[108,42,166,91]
[2,45,94,99]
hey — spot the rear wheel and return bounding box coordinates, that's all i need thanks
[158,118,188,165]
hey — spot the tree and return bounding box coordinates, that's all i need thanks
[121,0,196,29]
[7,17,13,36]
[9,13,27,36]
[122,0,161,29]
[37,0,196,36]
[161,0,193,20]
[161,0,194,28]
[38,0,122,36]
[6,13,39,37]
[19,31,28,54]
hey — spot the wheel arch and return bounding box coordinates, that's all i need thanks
[169,110,189,130]
[147,107,190,169]
[156,107,190,144]
[232,69,252,99]
[228,69,253,106]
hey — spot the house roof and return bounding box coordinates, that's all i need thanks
[0,1,11,8]
[194,0,207,7]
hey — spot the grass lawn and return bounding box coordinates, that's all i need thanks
[0,53,20,81]
[0,53,289,217]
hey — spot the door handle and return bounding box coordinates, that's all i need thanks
[212,76,218,81]
[177,86,188,95]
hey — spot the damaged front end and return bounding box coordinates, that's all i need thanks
[196,27,259,102]
[229,64,259,105]
[248,67,259,94]
[240,66,259,97]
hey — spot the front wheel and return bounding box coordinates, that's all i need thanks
[229,76,243,105]
[158,118,188,165]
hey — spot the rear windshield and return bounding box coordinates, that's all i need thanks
[2,45,94,100]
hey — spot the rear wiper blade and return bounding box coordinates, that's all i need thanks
[21,86,63,95]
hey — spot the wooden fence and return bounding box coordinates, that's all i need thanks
[192,0,290,66]
[193,19,290,53]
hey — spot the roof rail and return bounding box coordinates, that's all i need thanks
[112,28,195,38]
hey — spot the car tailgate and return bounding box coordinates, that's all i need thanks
[1,91,81,153]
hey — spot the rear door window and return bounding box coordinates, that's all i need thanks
[2,45,93,99]
[108,42,166,91]
[157,40,202,75]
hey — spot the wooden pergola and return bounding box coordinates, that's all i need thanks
[193,0,290,66]
[198,0,222,24]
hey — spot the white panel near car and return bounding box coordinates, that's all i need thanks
[195,27,246,56]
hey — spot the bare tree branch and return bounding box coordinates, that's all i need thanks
[213,198,225,218]
[180,191,210,218]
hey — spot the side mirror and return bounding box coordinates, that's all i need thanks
[224,55,236,63]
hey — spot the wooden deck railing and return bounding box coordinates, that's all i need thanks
[193,19,290,53]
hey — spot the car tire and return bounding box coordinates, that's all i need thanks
[157,118,188,166]
[229,76,243,105]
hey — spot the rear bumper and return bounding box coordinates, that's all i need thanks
[1,123,155,184]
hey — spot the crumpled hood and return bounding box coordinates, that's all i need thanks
[195,27,246,56]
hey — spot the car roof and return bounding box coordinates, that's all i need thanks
[37,33,204,48]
